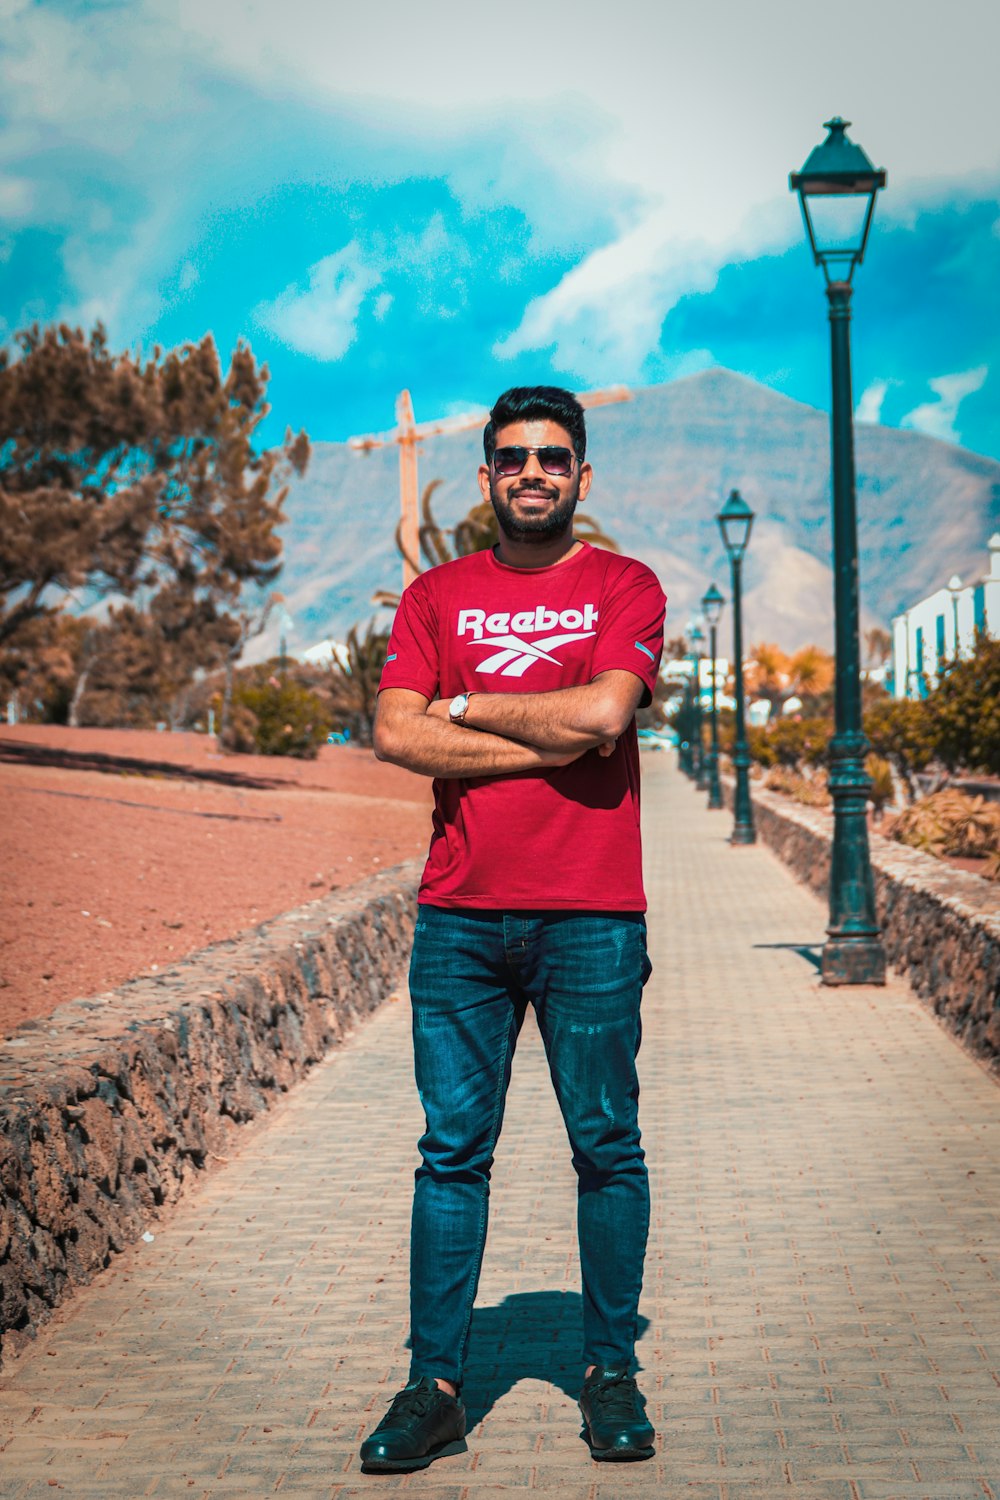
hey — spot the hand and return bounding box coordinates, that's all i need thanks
[425,698,452,721]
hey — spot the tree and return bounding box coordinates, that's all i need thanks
[865,626,892,668]
[0,611,88,723]
[327,619,393,745]
[744,642,791,719]
[0,322,309,714]
[788,644,835,707]
[69,605,167,728]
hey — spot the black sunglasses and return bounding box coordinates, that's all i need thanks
[491,444,576,478]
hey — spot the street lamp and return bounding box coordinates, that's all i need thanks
[791,117,887,986]
[947,574,962,661]
[678,671,693,776]
[701,583,725,810]
[717,490,755,844]
[689,623,706,786]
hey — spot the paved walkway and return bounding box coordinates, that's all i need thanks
[1,758,999,1500]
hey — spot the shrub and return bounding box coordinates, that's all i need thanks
[866,754,896,819]
[749,715,832,770]
[763,766,832,807]
[227,671,331,758]
[864,697,938,803]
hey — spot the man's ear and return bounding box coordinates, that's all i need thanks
[477,464,492,504]
[577,461,593,502]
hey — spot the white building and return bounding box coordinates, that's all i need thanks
[891,534,1000,699]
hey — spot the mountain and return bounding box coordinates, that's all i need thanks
[252,368,1000,660]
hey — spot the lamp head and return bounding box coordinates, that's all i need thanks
[701,582,725,625]
[717,489,755,562]
[790,117,886,283]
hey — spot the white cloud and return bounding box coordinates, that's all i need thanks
[254,245,381,361]
[495,214,717,378]
[0,173,32,220]
[159,0,1000,380]
[169,0,1000,208]
[855,379,892,424]
[901,366,989,444]
[494,204,789,382]
[5,0,1000,393]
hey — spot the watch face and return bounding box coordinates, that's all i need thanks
[450,693,469,719]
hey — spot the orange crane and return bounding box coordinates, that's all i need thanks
[348,385,631,590]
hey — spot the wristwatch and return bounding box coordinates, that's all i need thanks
[449,692,473,724]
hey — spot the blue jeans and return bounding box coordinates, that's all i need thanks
[407,906,652,1387]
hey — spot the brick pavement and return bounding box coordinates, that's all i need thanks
[1,757,999,1500]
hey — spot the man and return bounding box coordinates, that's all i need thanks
[360,385,666,1472]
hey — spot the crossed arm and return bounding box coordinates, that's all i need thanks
[373,671,646,780]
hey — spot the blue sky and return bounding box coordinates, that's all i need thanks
[2,0,999,462]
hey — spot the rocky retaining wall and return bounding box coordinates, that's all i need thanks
[0,862,421,1366]
[726,779,1000,1071]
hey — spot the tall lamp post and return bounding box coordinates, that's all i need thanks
[717,491,755,844]
[791,116,886,985]
[701,583,725,809]
[947,574,963,662]
[689,624,707,787]
[678,672,693,776]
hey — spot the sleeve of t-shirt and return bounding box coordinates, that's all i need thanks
[378,575,440,701]
[589,559,667,707]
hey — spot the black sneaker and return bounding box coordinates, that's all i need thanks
[359,1375,467,1473]
[579,1367,655,1461]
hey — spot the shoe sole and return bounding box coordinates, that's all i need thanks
[589,1442,656,1462]
[360,1436,467,1474]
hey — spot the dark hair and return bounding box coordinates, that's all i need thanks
[483,385,587,465]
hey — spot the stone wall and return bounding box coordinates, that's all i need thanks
[725,780,1000,1071]
[0,862,420,1366]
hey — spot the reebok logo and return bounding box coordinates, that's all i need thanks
[458,605,598,639]
[457,604,598,678]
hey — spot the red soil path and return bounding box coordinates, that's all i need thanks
[0,726,433,1038]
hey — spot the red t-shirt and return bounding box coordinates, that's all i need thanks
[378,542,666,911]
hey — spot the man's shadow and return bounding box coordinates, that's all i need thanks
[458,1289,650,1427]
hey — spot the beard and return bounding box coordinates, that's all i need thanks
[489,476,580,541]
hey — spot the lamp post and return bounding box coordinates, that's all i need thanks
[717,491,755,844]
[947,574,962,662]
[701,583,725,809]
[689,624,707,787]
[791,117,886,985]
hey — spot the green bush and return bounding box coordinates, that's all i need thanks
[748,715,832,769]
[863,696,937,802]
[229,672,331,758]
[930,634,1000,776]
[866,754,896,818]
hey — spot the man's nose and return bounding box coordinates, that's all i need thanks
[520,453,548,481]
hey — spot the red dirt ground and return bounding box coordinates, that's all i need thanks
[0,726,433,1038]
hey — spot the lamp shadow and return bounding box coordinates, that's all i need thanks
[753,940,823,972]
[459,1289,650,1428]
